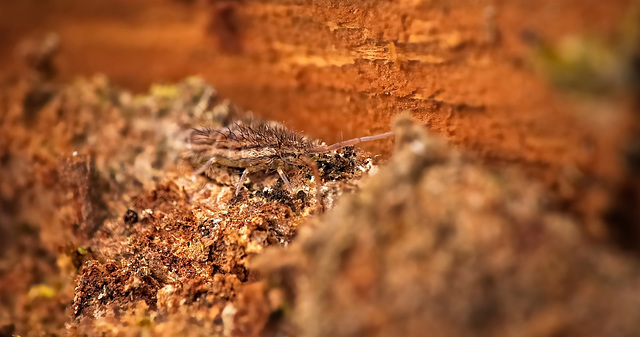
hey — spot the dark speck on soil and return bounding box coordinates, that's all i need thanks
[317,146,358,181]
[296,190,308,206]
[123,209,139,225]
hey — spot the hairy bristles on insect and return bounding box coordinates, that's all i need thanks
[185,114,394,212]
[186,118,317,164]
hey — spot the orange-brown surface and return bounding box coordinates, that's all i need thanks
[2,0,640,336]
[0,0,630,177]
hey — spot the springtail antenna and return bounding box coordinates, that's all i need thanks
[311,131,394,153]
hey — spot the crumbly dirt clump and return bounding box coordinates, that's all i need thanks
[2,75,640,337]
[0,75,378,336]
[255,115,640,337]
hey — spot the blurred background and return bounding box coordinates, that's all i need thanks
[3,0,638,235]
[0,0,633,150]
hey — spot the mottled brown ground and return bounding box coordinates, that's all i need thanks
[0,75,383,336]
[1,1,640,336]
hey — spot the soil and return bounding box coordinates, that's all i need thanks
[1,0,640,336]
